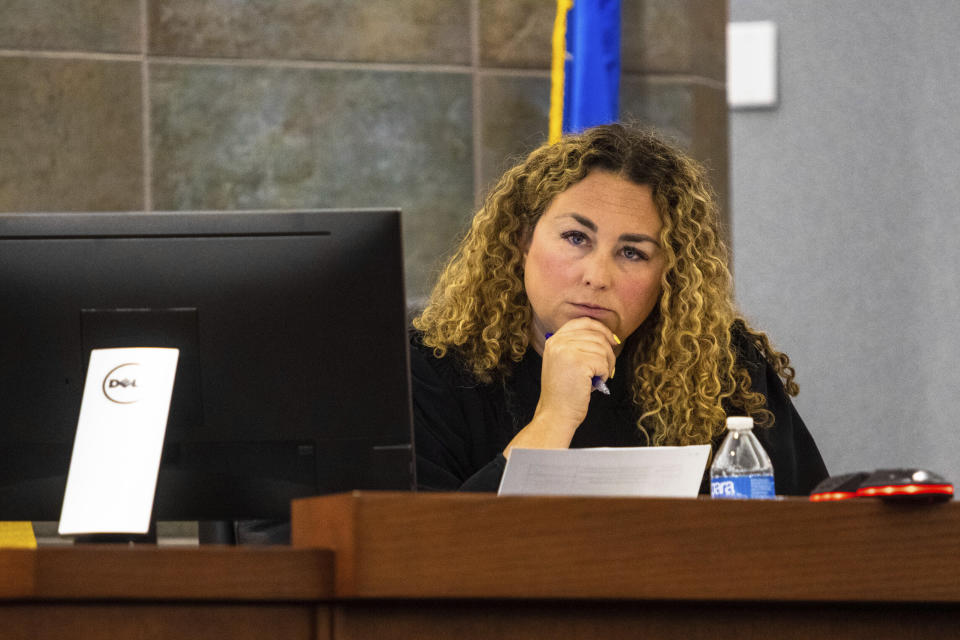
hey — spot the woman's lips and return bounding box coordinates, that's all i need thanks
[568,302,613,318]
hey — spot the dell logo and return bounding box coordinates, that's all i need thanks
[103,363,143,404]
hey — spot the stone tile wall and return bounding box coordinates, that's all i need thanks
[0,0,727,301]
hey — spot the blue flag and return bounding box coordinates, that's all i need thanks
[563,0,621,134]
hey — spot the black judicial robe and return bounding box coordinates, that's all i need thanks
[410,329,828,495]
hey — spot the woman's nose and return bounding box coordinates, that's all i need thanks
[581,252,612,289]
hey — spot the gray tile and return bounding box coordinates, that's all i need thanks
[689,0,726,83]
[479,0,553,69]
[621,76,695,148]
[150,63,474,300]
[622,0,726,81]
[480,72,728,227]
[480,0,725,81]
[621,76,729,228]
[149,0,471,65]
[690,82,729,229]
[0,0,140,53]
[622,0,691,75]
[0,57,143,212]
[479,73,550,192]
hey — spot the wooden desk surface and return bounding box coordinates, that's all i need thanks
[292,491,960,602]
[4,495,960,640]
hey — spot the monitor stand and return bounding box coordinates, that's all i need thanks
[198,520,236,545]
[73,520,157,544]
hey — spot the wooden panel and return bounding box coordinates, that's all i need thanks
[0,550,34,598]
[331,600,960,640]
[1,547,333,601]
[1,603,324,640]
[292,492,960,602]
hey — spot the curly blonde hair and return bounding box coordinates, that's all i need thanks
[413,124,797,445]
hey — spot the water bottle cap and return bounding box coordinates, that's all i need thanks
[726,416,754,431]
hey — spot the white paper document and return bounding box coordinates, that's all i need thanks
[59,347,179,535]
[498,445,711,498]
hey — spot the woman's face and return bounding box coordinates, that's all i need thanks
[523,170,666,354]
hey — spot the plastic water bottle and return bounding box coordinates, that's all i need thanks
[710,416,775,499]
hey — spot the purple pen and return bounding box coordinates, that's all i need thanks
[591,376,611,395]
[544,332,611,395]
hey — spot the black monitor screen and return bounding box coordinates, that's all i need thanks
[0,209,414,522]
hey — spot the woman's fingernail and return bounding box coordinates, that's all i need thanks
[614,334,621,345]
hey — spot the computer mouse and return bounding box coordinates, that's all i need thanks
[855,468,954,501]
[809,471,870,501]
[809,468,953,502]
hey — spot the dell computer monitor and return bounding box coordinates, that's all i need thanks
[0,209,415,522]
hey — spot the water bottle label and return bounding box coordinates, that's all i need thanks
[711,474,776,499]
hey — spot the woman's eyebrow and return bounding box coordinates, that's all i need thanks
[619,233,660,247]
[569,213,597,231]
[569,213,660,247]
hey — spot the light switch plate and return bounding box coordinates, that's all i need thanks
[727,21,778,109]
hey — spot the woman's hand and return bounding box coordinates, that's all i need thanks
[503,317,619,458]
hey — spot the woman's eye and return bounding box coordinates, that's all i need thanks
[561,231,588,246]
[622,246,648,261]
